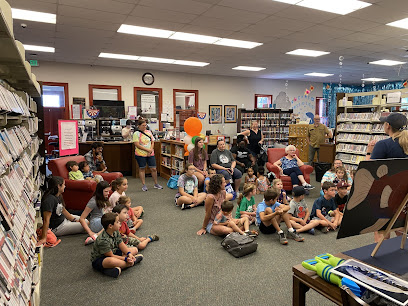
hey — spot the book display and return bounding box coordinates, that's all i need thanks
[160,140,186,180]
[237,109,294,147]
[0,3,44,305]
[288,124,309,162]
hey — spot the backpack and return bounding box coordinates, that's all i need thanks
[167,175,180,189]
[221,232,258,258]
[225,183,237,201]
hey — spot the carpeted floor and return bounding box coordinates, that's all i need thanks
[40,173,374,306]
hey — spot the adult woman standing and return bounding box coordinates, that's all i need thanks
[239,120,264,157]
[366,112,408,242]
[133,118,163,192]
[273,145,314,189]
[188,137,208,186]
[196,174,233,236]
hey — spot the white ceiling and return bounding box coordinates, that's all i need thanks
[8,0,408,84]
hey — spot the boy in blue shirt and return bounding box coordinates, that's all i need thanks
[310,181,342,233]
[256,188,304,245]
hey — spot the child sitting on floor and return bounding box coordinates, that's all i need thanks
[204,168,216,193]
[117,196,143,231]
[288,186,323,235]
[214,201,254,236]
[256,188,304,245]
[90,212,143,278]
[175,163,207,210]
[66,161,84,180]
[245,166,257,186]
[272,178,290,204]
[236,183,257,225]
[112,204,159,250]
[78,161,103,183]
[256,167,270,194]
[310,182,342,233]
[108,177,144,217]
[334,181,349,214]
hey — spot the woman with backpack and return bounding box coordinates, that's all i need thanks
[133,118,163,192]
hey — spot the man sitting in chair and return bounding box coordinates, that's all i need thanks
[84,142,107,173]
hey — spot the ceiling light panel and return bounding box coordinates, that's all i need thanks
[12,8,56,24]
[286,49,330,57]
[361,78,388,82]
[369,60,406,66]
[138,57,174,64]
[117,24,174,38]
[214,38,263,49]
[232,66,266,71]
[387,18,408,30]
[297,0,371,15]
[169,32,220,44]
[304,72,334,77]
[273,0,301,4]
[173,60,209,67]
[23,44,55,52]
[99,52,140,60]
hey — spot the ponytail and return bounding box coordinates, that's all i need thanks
[392,130,408,155]
[238,183,256,205]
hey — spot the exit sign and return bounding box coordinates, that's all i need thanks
[29,60,39,67]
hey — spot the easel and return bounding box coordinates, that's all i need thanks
[371,193,408,257]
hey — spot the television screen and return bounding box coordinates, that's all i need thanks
[93,100,125,118]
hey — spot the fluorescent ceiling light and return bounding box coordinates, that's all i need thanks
[387,18,408,30]
[297,0,371,15]
[273,0,301,3]
[304,72,334,77]
[369,59,406,66]
[173,60,209,67]
[117,24,174,38]
[232,66,266,71]
[169,32,220,44]
[12,8,56,24]
[99,52,209,67]
[138,57,174,64]
[286,49,330,57]
[214,38,263,49]
[99,52,140,61]
[361,78,388,82]
[23,44,54,53]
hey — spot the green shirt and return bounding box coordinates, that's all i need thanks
[236,196,255,218]
[69,170,84,180]
[308,123,330,148]
[90,230,123,262]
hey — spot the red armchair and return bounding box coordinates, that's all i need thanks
[265,148,313,191]
[48,155,123,211]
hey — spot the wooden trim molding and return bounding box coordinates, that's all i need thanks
[254,94,273,109]
[134,87,163,130]
[88,84,122,106]
[41,82,70,119]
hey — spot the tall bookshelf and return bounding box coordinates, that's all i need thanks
[336,88,408,171]
[0,2,44,305]
[237,109,294,147]
[288,124,309,162]
[160,140,186,180]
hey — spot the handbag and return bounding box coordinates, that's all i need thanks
[221,232,258,258]
[167,175,180,189]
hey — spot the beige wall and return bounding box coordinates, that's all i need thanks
[33,62,323,136]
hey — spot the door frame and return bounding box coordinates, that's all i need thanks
[88,84,122,106]
[173,89,198,128]
[41,82,70,119]
[134,87,163,130]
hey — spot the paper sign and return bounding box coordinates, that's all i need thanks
[71,104,82,119]
[387,92,401,104]
[58,120,78,156]
[141,94,156,114]
[128,106,137,119]
[161,113,168,121]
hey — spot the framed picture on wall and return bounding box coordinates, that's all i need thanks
[209,105,222,124]
[255,94,273,109]
[224,105,237,123]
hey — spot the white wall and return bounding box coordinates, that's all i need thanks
[33,62,323,136]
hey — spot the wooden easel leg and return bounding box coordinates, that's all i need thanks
[400,207,408,250]
[371,194,408,257]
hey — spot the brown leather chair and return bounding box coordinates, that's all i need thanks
[48,155,122,211]
[265,148,313,191]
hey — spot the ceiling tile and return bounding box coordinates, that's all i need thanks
[202,6,268,24]
[123,15,185,31]
[58,5,127,23]
[7,0,57,13]
[177,24,234,37]
[342,32,388,43]
[130,5,198,23]
[59,0,136,14]
[138,0,213,15]
[57,15,120,31]
[283,25,354,44]
[274,6,338,23]
[189,16,249,32]
[322,16,381,32]
[248,16,315,32]
[348,4,408,24]
[219,0,290,14]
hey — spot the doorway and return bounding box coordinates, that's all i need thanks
[42,82,69,157]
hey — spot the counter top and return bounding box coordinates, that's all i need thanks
[79,141,132,145]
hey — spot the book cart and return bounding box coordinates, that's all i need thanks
[160,140,185,180]
[237,109,294,147]
[336,88,408,171]
[0,4,45,305]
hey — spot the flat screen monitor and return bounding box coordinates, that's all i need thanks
[93,100,125,118]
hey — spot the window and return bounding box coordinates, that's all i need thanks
[88,84,122,105]
[255,94,273,109]
[42,85,65,108]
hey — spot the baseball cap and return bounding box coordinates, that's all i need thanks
[379,113,407,130]
[293,186,306,197]
[336,181,349,189]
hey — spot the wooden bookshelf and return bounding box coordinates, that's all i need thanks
[288,124,309,162]
[237,108,294,147]
[160,139,186,180]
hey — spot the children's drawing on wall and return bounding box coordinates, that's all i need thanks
[274,91,291,110]
[291,95,315,123]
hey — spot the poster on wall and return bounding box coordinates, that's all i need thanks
[58,120,78,156]
[71,104,82,119]
[141,94,156,114]
[209,105,222,124]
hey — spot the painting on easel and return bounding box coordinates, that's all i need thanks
[337,158,408,241]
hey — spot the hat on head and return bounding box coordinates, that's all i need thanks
[380,113,407,130]
[336,181,349,189]
[293,186,306,197]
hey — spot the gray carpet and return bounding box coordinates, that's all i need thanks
[40,173,374,306]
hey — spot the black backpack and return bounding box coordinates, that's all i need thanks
[221,232,258,258]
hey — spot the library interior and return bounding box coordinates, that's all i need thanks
[1,0,408,305]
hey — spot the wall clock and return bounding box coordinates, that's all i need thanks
[142,72,154,86]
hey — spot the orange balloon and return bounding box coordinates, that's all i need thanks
[184,151,189,156]
[184,117,202,137]
[184,144,189,152]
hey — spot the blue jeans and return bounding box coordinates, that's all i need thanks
[89,217,103,233]
[283,167,302,186]
[216,168,242,181]
[135,155,156,169]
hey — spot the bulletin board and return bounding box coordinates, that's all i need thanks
[58,120,79,156]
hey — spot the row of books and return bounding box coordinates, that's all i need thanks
[0,85,30,117]
[337,123,384,133]
[336,143,367,155]
[337,112,381,122]
[337,133,389,144]
[161,144,171,155]
[27,117,39,135]
[335,153,366,165]
[174,146,184,159]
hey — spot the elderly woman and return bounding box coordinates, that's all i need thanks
[273,145,314,189]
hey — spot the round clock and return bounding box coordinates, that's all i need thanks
[142,72,154,86]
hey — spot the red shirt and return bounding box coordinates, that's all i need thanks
[119,221,130,236]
